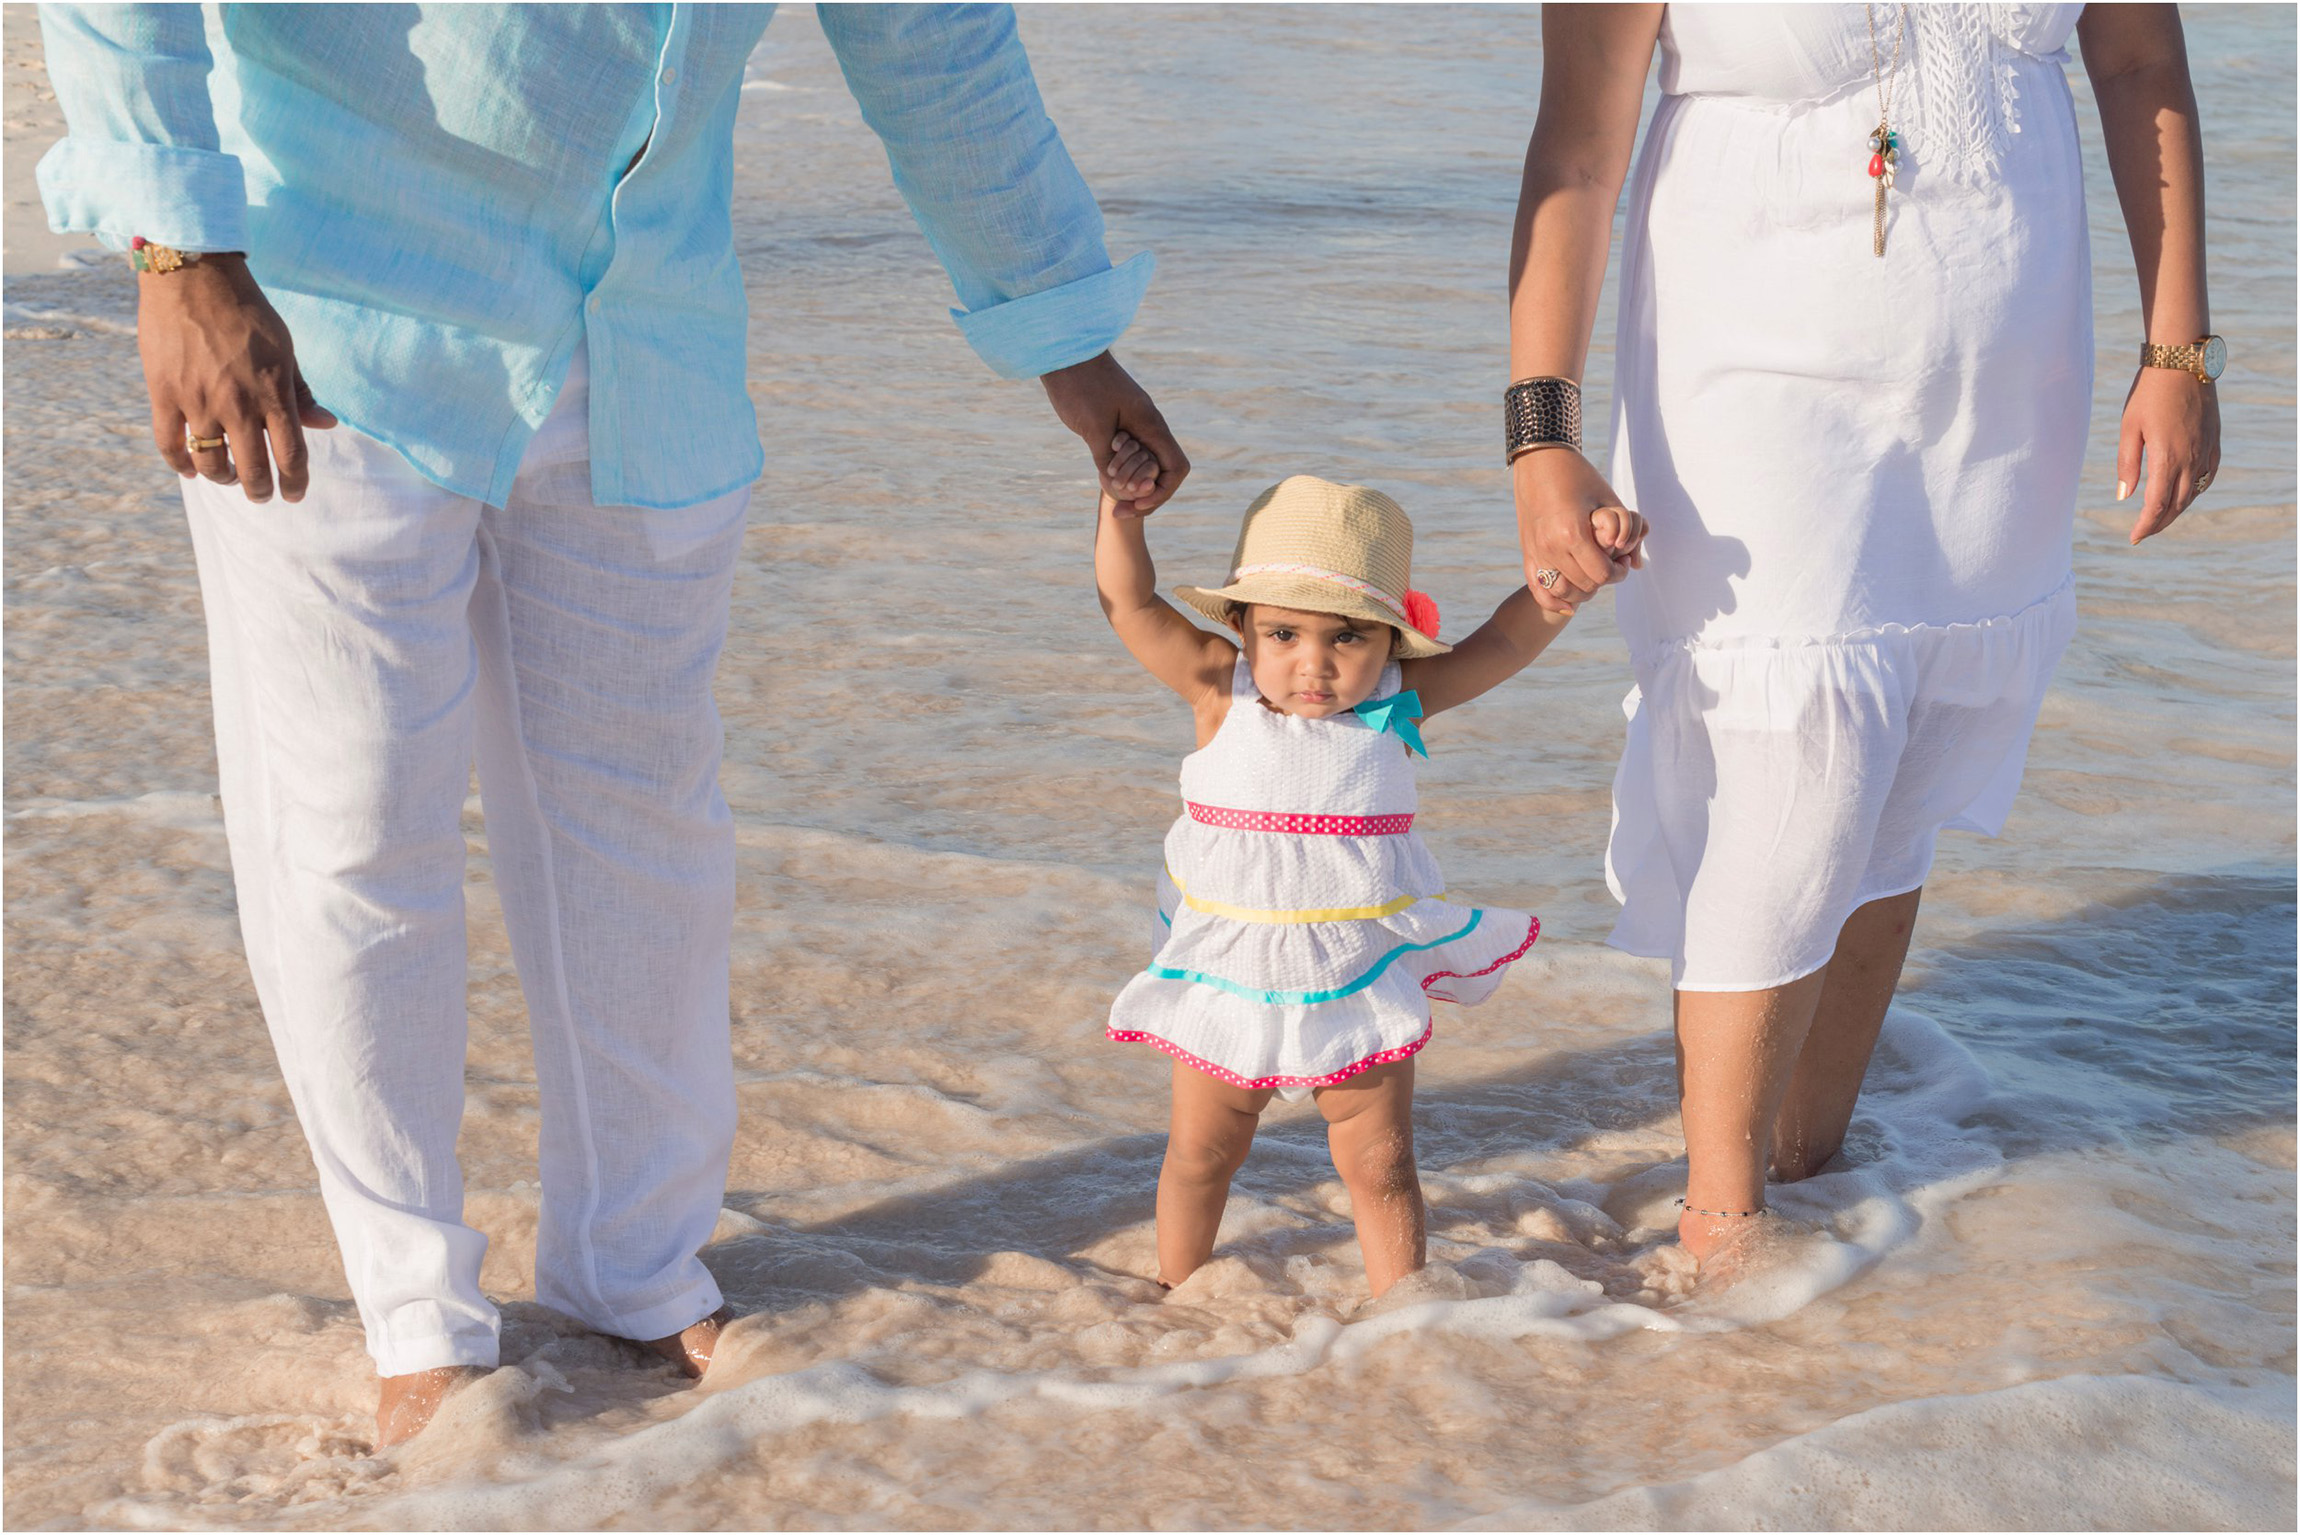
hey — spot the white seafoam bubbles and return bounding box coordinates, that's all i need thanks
[1,2,2292,1529]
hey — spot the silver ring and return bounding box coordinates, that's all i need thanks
[1534,567,1562,592]
[2194,471,2214,494]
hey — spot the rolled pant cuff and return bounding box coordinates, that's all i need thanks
[370,1327,502,1377]
[562,1277,725,1344]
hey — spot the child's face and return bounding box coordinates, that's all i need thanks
[1235,604,1395,718]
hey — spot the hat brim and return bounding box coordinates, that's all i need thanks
[1173,574,1452,658]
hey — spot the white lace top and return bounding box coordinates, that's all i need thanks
[1659,3,2085,184]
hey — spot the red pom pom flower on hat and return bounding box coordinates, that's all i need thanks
[1402,589,1441,641]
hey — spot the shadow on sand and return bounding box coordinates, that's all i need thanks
[693,865,2297,1316]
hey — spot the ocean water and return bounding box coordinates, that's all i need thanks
[3,4,2292,1528]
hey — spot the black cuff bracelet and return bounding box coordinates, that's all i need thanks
[1505,376,1583,462]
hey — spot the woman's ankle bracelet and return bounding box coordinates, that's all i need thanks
[1675,1196,1771,1219]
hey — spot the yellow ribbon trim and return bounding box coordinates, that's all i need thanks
[1165,868,1438,924]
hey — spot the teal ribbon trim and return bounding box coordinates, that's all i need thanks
[1354,689,1428,757]
[1145,908,1482,1005]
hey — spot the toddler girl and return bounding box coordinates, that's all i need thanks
[1094,452,1642,1296]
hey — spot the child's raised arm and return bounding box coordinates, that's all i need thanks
[1096,487,1238,719]
[1402,506,1645,717]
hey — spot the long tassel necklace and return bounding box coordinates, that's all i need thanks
[1866,2,1910,257]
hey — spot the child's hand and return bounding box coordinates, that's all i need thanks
[1103,431,1163,517]
[1590,505,1648,572]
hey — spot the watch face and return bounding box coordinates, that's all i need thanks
[2202,335,2228,380]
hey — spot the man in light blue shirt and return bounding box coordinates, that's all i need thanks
[38,1,1187,1445]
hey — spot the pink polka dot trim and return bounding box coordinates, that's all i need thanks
[1420,915,1539,997]
[1186,802,1414,836]
[1107,1020,1435,1091]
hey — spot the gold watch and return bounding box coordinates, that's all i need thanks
[2140,335,2228,383]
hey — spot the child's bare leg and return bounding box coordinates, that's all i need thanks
[1157,1061,1272,1286]
[1315,1060,1424,1296]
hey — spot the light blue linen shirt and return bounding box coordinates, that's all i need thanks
[37,3,1153,509]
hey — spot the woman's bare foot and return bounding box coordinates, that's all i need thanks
[639,1306,732,1378]
[375,1365,489,1447]
[1676,1207,1771,1267]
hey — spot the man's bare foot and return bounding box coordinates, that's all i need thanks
[639,1306,732,1379]
[375,1365,489,1447]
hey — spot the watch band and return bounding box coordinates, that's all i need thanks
[2140,336,2226,382]
[1505,376,1583,463]
[2139,341,2201,373]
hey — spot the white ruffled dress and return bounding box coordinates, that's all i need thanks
[1108,659,1539,1098]
[1605,4,2086,990]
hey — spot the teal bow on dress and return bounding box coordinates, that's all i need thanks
[1353,689,1428,757]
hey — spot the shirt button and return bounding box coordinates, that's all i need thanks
[660,66,677,85]
[588,296,601,313]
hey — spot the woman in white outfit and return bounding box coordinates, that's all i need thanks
[1507,3,2221,1261]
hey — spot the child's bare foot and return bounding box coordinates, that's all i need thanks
[639,1306,732,1378]
[375,1365,489,1447]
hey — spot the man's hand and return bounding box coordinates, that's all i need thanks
[1513,445,1640,615]
[1041,350,1189,516]
[138,254,335,502]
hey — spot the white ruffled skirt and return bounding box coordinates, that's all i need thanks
[1607,580,2076,990]
[1109,872,1538,1100]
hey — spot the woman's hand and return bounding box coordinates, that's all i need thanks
[2080,5,2215,548]
[2118,367,2221,544]
[1514,445,1642,614]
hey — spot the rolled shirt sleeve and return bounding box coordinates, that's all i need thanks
[818,2,1153,379]
[35,3,248,254]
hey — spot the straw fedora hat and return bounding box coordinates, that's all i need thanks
[1175,475,1451,658]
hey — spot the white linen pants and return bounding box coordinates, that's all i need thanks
[182,355,744,1374]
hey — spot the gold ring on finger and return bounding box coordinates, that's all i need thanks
[187,431,228,451]
[1534,567,1562,591]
